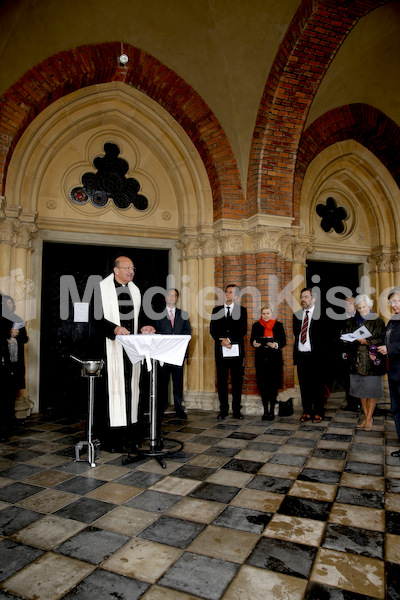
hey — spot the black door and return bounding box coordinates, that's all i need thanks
[39,242,168,416]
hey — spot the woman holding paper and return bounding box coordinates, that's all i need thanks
[250,303,286,420]
[341,294,385,431]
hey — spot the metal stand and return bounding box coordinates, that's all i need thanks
[123,358,183,468]
[71,356,103,468]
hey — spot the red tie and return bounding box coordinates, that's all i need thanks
[169,309,174,329]
[300,310,309,344]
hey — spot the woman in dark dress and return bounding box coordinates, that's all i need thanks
[250,303,286,421]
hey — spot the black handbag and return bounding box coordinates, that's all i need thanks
[278,397,293,417]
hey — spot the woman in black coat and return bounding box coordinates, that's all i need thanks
[250,303,286,421]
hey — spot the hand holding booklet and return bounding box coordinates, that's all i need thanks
[222,344,239,357]
[340,326,372,342]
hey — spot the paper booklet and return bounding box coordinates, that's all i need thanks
[340,326,372,342]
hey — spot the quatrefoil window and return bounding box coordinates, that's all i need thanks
[316,197,348,234]
[70,143,149,211]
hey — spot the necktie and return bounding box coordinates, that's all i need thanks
[169,309,174,329]
[300,310,309,344]
[226,306,231,319]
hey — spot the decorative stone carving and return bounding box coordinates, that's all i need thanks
[250,225,289,253]
[0,218,38,247]
[177,233,217,259]
[216,230,244,254]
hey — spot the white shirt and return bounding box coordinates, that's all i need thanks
[298,304,315,352]
[225,303,234,317]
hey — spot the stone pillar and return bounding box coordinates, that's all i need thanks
[0,210,38,418]
[176,232,216,410]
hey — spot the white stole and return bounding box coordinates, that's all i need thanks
[100,273,141,427]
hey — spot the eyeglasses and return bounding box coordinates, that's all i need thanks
[389,299,400,306]
[118,266,135,271]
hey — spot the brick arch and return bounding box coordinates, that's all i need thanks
[293,103,400,224]
[0,42,244,221]
[246,0,388,218]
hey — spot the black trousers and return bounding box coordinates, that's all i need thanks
[216,357,244,414]
[296,352,325,417]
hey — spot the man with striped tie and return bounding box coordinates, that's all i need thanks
[293,287,330,423]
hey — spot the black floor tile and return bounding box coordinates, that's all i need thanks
[203,446,239,458]
[0,506,43,536]
[189,482,240,503]
[322,523,384,559]
[312,448,348,460]
[213,505,272,534]
[54,475,107,495]
[387,561,400,600]
[221,459,264,474]
[0,482,44,503]
[172,464,216,480]
[0,464,44,480]
[114,470,164,488]
[386,478,400,493]
[125,490,181,512]
[246,442,280,452]
[386,511,400,535]
[298,468,341,485]
[288,437,318,447]
[158,552,239,600]
[60,568,150,600]
[138,515,205,548]
[277,496,332,521]
[246,475,293,494]
[335,486,385,509]
[57,526,130,564]
[344,461,384,476]
[0,539,44,583]
[54,497,117,524]
[269,453,307,467]
[350,443,384,454]
[189,435,220,445]
[227,432,258,440]
[2,449,44,463]
[247,536,317,579]
[321,433,353,442]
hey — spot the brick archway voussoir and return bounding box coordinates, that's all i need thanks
[0,42,244,221]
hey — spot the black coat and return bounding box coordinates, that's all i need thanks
[250,320,286,389]
[384,315,400,381]
[210,303,247,360]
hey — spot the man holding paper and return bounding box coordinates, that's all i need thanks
[210,284,247,420]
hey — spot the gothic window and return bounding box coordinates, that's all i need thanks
[70,143,149,211]
[316,196,348,234]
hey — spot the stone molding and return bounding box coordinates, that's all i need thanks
[0,217,38,248]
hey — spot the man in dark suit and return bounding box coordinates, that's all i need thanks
[154,288,191,419]
[293,286,330,423]
[210,284,248,420]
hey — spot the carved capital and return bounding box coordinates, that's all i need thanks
[370,253,393,273]
[250,225,287,253]
[0,218,38,247]
[215,230,244,255]
[280,232,315,264]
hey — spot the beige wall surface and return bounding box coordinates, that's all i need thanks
[306,1,400,129]
[0,0,298,187]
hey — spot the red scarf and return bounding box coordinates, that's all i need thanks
[259,317,276,337]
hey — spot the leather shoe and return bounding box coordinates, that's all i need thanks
[175,410,188,420]
[217,412,228,420]
[233,413,244,420]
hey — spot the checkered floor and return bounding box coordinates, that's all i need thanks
[0,392,399,600]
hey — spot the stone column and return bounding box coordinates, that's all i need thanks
[0,210,38,418]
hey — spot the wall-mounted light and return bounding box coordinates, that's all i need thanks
[118,54,129,66]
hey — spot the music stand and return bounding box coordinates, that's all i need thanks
[117,334,191,468]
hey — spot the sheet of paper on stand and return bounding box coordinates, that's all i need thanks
[117,334,191,370]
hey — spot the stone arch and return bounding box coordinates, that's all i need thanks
[3,81,218,415]
[246,0,388,218]
[295,103,400,225]
[299,139,400,310]
[0,42,244,220]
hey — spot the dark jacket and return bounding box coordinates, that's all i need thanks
[210,303,247,360]
[293,308,331,366]
[154,308,191,336]
[383,315,400,380]
[250,320,286,389]
[341,313,385,376]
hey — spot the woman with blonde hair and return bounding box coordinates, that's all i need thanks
[341,294,385,431]
[250,303,286,420]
